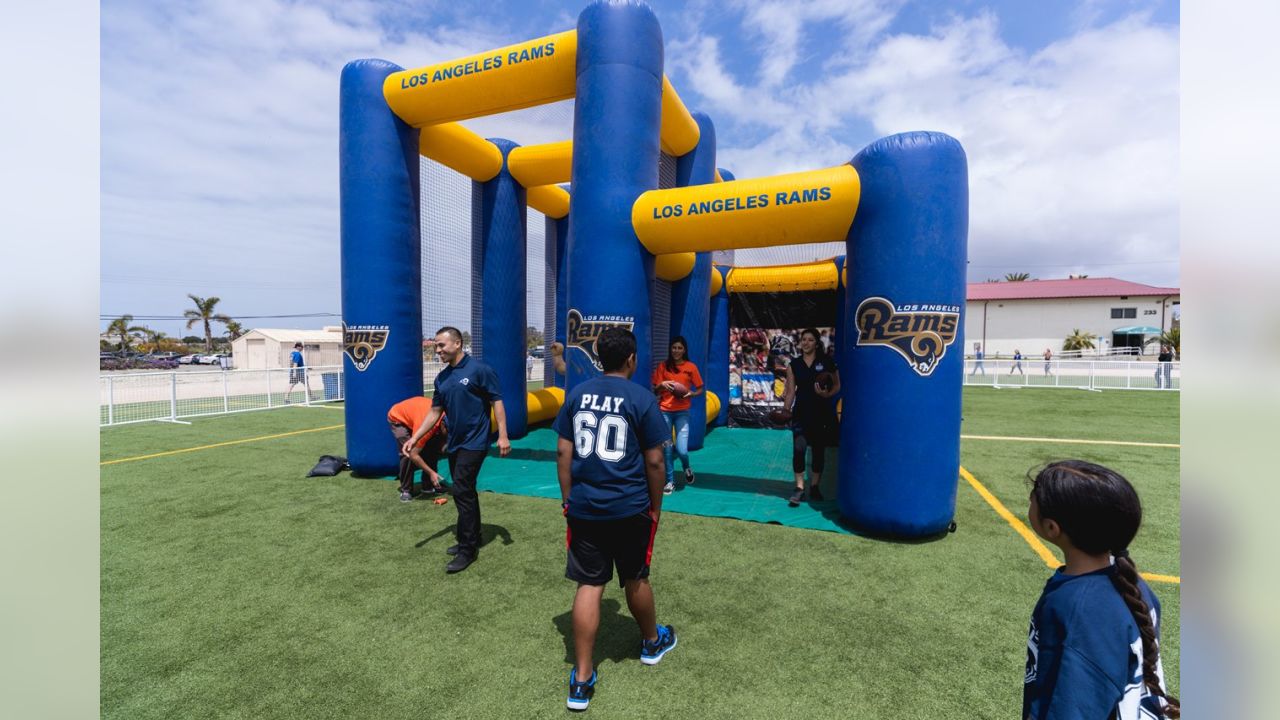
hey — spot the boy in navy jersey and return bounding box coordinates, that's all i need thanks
[553,327,676,712]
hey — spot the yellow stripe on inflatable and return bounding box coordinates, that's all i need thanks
[708,266,723,296]
[631,165,860,254]
[527,184,571,219]
[727,260,840,293]
[714,169,724,183]
[705,391,721,426]
[508,141,573,188]
[654,252,696,281]
[489,386,566,428]
[418,123,503,181]
[660,76,699,157]
[384,30,577,127]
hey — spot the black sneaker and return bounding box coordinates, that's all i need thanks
[788,488,806,507]
[809,485,824,501]
[566,668,596,711]
[640,624,678,665]
[445,553,475,574]
[684,468,695,485]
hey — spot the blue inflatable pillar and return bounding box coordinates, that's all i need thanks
[833,254,847,402]
[473,139,529,439]
[839,132,968,536]
[565,1,663,389]
[706,264,731,427]
[339,59,423,476]
[550,215,569,388]
[670,112,716,448]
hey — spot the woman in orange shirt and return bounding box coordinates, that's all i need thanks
[650,336,704,495]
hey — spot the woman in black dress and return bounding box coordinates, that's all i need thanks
[781,328,841,506]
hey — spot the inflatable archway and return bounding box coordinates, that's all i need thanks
[339,0,967,537]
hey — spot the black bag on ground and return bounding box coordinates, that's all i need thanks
[307,455,350,477]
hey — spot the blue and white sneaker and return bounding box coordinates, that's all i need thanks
[640,624,678,665]
[567,668,596,711]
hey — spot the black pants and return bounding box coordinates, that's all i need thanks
[448,448,488,558]
[397,433,445,494]
[793,431,827,474]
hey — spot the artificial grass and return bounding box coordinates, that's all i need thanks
[101,387,1179,718]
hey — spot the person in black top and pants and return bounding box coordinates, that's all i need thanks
[781,328,841,506]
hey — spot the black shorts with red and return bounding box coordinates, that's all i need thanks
[565,511,658,588]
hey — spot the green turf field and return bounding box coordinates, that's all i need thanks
[100,387,1179,718]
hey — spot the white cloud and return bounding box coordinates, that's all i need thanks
[668,10,1179,286]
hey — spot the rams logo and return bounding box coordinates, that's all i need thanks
[343,323,390,372]
[567,309,635,372]
[854,297,959,377]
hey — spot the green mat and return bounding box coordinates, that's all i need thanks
[433,426,852,535]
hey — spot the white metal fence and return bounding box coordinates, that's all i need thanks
[100,359,1177,427]
[963,359,1180,391]
[99,362,453,427]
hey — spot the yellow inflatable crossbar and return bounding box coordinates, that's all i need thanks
[709,266,724,296]
[508,141,573,188]
[418,123,503,182]
[527,386,565,424]
[384,30,577,127]
[631,165,860,254]
[528,184,571,219]
[660,76,699,157]
[654,252,696,281]
[727,259,840,293]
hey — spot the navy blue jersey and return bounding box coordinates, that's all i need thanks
[554,375,668,520]
[1024,566,1170,720]
[788,354,838,435]
[432,354,502,452]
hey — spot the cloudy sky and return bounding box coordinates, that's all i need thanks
[101,0,1179,337]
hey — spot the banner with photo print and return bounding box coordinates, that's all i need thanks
[728,290,836,428]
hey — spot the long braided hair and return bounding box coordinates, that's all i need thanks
[1030,460,1180,718]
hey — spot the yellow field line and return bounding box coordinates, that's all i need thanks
[100,424,345,466]
[962,434,1179,449]
[959,466,1180,585]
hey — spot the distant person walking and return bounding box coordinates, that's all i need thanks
[285,342,306,402]
[1156,345,1174,389]
[403,326,511,574]
[1043,348,1053,376]
[527,353,535,381]
[970,342,986,376]
[1011,349,1024,375]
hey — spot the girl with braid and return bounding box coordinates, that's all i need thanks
[1024,460,1179,719]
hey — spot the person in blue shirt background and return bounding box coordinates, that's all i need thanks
[404,326,510,574]
[1024,460,1180,719]
[285,341,306,402]
[553,326,676,712]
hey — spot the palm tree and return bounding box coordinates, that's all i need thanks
[139,327,169,353]
[106,314,145,353]
[1143,327,1180,358]
[223,319,245,341]
[1062,329,1096,352]
[1004,272,1031,282]
[184,294,232,353]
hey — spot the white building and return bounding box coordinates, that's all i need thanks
[231,327,345,369]
[965,278,1179,358]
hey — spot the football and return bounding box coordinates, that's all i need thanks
[667,381,690,398]
[768,408,792,426]
[815,372,835,392]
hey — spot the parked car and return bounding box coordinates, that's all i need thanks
[149,351,182,361]
[178,354,199,365]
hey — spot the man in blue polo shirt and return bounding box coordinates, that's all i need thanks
[553,327,677,712]
[404,326,510,573]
